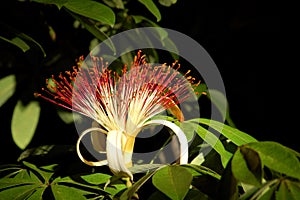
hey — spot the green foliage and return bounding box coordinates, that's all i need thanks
[1,0,299,199]
[11,101,41,150]
[0,161,125,199]
[0,75,16,107]
[247,142,300,180]
[0,36,30,53]
[1,134,300,199]
[138,0,161,22]
[0,31,46,57]
[0,0,179,151]
[152,165,193,200]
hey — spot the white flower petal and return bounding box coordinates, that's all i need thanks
[144,119,189,164]
[106,130,133,180]
[76,127,108,166]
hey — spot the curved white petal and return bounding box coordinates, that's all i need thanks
[76,127,108,166]
[143,119,189,164]
[106,130,133,180]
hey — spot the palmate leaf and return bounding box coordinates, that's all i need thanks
[240,178,300,200]
[52,174,124,198]
[22,161,55,183]
[0,163,46,200]
[0,184,46,200]
[276,179,300,199]
[51,183,91,200]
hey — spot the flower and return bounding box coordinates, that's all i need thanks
[35,50,199,180]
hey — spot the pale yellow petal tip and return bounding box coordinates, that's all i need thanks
[76,127,108,167]
[144,119,189,165]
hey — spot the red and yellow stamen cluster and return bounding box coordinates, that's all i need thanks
[35,50,200,133]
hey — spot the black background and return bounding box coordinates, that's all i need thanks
[160,0,297,151]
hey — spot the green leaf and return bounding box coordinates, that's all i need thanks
[207,89,236,127]
[256,185,277,200]
[184,188,210,200]
[179,121,197,142]
[0,178,36,190]
[159,0,177,7]
[0,184,45,200]
[0,166,45,199]
[22,161,55,183]
[132,15,165,35]
[68,11,116,53]
[231,146,262,186]
[190,153,205,165]
[119,169,158,200]
[0,165,40,183]
[0,164,22,177]
[193,123,232,168]
[102,0,124,9]
[190,118,257,146]
[152,165,193,200]
[132,16,179,59]
[33,0,115,26]
[57,110,79,124]
[0,22,46,57]
[21,186,46,200]
[51,183,89,200]
[17,32,46,57]
[240,179,279,200]
[247,141,300,180]
[11,101,41,150]
[104,180,127,196]
[31,0,68,9]
[80,173,111,185]
[129,164,165,174]
[64,0,115,26]
[276,179,300,200]
[0,75,16,107]
[181,164,221,180]
[216,159,239,200]
[138,0,161,21]
[148,191,169,200]
[0,36,30,53]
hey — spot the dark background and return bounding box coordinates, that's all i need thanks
[160,0,296,151]
[0,0,297,164]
